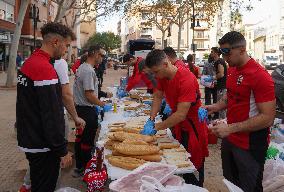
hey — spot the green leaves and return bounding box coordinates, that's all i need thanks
[84,32,122,52]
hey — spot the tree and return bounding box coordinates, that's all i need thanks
[5,0,131,87]
[131,0,222,51]
[5,0,29,87]
[130,0,177,48]
[84,32,122,52]
[170,0,222,53]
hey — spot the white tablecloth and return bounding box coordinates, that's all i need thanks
[96,97,196,181]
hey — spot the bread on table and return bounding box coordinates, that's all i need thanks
[111,151,162,162]
[114,143,160,156]
[113,132,156,143]
[158,142,180,149]
[108,155,146,170]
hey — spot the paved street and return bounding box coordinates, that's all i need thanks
[0,69,227,192]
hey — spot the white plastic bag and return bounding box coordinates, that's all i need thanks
[55,187,81,192]
[223,179,244,192]
[263,158,284,183]
[139,175,208,192]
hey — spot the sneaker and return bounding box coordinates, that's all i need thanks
[18,185,31,192]
[72,168,84,178]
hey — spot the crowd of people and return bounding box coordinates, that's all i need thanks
[16,21,276,192]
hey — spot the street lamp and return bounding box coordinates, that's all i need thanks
[29,4,40,51]
[190,1,201,62]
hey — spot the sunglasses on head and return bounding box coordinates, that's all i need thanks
[219,45,244,56]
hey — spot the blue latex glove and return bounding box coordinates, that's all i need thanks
[95,105,102,114]
[140,119,157,135]
[143,100,153,105]
[198,108,208,123]
[204,76,213,83]
[103,104,112,112]
[161,98,166,106]
[163,104,172,116]
[117,89,127,98]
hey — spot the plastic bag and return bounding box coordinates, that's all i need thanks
[200,75,214,88]
[223,179,244,192]
[55,187,80,192]
[263,158,284,184]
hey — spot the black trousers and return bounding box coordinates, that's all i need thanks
[205,87,218,120]
[221,139,267,192]
[204,87,217,105]
[75,106,98,170]
[180,130,205,187]
[25,151,60,192]
[97,72,104,88]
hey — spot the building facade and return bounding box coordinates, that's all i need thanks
[118,1,231,59]
[0,0,20,71]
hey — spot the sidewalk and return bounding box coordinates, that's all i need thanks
[0,69,227,191]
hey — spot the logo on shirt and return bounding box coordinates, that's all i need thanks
[237,75,244,85]
[17,75,28,86]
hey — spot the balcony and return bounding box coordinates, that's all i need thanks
[140,28,153,36]
[194,35,209,40]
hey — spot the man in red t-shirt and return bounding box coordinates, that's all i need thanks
[71,50,88,74]
[187,54,200,78]
[206,31,275,192]
[144,49,208,187]
[123,54,153,92]
[163,47,187,69]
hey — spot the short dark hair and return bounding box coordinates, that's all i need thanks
[41,22,76,40]
[187,54,194,63]
[122,54,135,63]
[163,47,177,58]
[145,49,167,68]
[88,45,103,57]
[211,47,221,56]
[218,31,246,47]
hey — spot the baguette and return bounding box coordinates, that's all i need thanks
[108,156,146,170]
[123,127,142,134]
[105,140,121,150]
[109,122,126,127]
[109,127,124,132]
[122,139,148,145]
[111,151,162,162]
[166,159,192,168]
[113,132,156,143]
[114,143,160,156]
[158,142,180,149]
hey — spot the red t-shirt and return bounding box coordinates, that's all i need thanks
[173,60,187,69]
[126,57,153,91]
[71,59,81,74]
[226,58,275,150]
[189,65,199,79]
[157,66,201,118]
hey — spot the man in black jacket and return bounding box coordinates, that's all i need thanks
[16,22,76,192]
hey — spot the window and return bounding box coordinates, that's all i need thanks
[180,39,184,46]
[0,2,14,22]
[249,32,251,39]
[41,0,48,5]
[141,12,149,20]
[249,42,251,50]
[197,41,204,49]
[196,31,204,38]
[156,38,161,46]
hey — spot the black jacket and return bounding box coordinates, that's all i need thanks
[16,49,67,157]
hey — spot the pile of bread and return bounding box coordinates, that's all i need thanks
[105,123,193,170]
